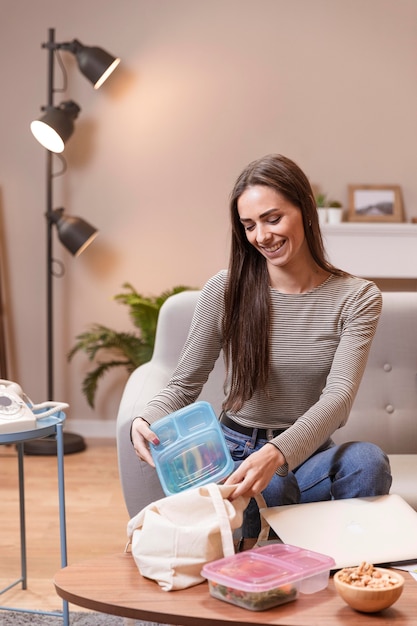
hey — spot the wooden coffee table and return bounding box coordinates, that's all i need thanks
[54,552,416,625]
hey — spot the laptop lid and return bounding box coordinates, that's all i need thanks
[260,494,417,569]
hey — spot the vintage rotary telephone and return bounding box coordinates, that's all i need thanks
[0,379,69,434]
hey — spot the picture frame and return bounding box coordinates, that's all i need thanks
[348,185,403,222]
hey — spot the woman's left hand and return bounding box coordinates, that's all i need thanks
[225,443,285,499]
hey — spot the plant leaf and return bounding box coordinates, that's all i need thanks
[68,284,196,407]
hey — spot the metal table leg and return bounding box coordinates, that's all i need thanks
[17,442,27,590]
[56,422,69,626]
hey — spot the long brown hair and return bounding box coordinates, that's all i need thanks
[222,154,346,412]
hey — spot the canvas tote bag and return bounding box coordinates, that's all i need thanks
[126,483,267,591]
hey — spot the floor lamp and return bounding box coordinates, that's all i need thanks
[25,28,120,455]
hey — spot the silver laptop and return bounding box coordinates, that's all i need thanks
[260,494,417,569]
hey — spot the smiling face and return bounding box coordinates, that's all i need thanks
[237,185,311,274]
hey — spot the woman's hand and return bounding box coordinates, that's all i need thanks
[130,417,160,466]
[225,443,285,499]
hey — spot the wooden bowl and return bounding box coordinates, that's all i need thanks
[334,567,404,613]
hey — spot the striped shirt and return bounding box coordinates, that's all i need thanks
[141,270,382,474]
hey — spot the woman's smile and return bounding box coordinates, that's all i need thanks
[261,239,286,255]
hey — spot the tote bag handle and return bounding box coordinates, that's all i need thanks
[206,483,236,557]
[206,484,270,556]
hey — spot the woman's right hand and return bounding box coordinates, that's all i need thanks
[130,417,160,466]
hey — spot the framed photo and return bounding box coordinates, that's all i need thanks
[348,185,403,222]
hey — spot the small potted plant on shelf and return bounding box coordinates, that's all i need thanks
[315,193,327,208]
[315,193,344,225]
[327,199,344,224]
[315,193,328,226]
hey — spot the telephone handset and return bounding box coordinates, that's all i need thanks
[0,379,69,434]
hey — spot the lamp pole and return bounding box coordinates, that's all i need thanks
[46,27,55,400]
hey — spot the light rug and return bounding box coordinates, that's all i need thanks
[0,611,174,625]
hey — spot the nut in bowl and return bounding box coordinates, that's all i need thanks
[334,562,404,613]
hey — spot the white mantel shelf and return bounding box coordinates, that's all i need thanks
[321,222,417,278]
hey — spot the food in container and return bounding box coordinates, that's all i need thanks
[201,543,335,611]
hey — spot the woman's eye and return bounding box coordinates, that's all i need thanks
[242,215,281,232]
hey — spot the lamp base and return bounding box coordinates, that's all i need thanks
[23,432,87,455]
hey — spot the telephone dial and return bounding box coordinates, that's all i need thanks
[0,379,69,434]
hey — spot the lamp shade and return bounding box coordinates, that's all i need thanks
[30,101,80,153]
[70,39,120,89]
[51,209,98,256]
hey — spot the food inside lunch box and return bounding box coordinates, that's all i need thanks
[209,578,298,611]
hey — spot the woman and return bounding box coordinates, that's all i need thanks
[131,154,392,538]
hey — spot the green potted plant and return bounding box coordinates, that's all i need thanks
[315,194,343,207]
[68,283,194,407]
[315,193,328,225]
[315,193,344,224]
[327,199,344,223]
[315,193,328,208]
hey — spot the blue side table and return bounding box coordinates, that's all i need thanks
[0,412,69,625]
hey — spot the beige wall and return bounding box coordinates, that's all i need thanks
[1,0,416,434]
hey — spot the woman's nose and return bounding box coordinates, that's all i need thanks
[256,224,271,243]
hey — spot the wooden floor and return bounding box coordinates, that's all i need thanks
[0,438,130,613]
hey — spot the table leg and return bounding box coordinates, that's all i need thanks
[17,442,27,590]
[55,422,69,626]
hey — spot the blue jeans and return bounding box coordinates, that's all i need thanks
[221,424,392,538]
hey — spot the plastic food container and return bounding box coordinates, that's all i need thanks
[150,401,234,496]
[201,544,335,611]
